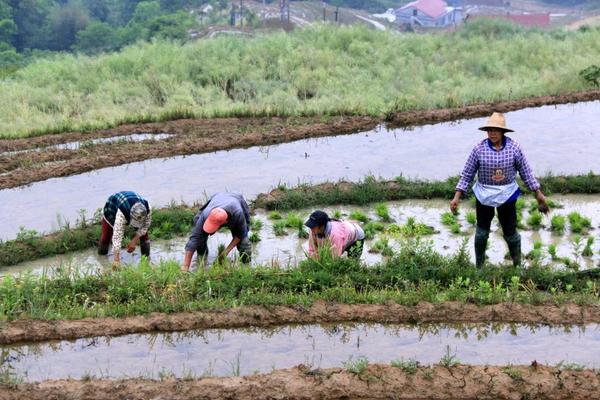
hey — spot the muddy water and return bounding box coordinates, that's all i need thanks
[0,101,598,239]
[1,133,173,156]
[2,323,600,381]
[3,194,598,275]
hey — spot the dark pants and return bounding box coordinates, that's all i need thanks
[344,239,365,259]
[195,233,252,263]
[474,199,520,267]
[475,200,517,236]
[98,218,150,256]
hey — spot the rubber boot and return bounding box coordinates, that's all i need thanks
[140,239,151,257]
[504,232,521,267]
[474,227,489,268]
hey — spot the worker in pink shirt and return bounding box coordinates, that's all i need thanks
[304,210,365,259]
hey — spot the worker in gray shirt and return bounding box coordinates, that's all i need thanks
[181,192,251,271]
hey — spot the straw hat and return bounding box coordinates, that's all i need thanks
[478,112,514,133]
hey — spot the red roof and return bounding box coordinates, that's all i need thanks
[399,0,449,19]
[505,13,550,27]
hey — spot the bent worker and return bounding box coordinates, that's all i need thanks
[304,210,365,259]
[98,191,152,266]
[450,112,548,267]
[181,192,251,271]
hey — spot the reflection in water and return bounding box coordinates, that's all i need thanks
[4,322,600,381]
[0,101,598,239]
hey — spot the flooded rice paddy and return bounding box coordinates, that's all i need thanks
[1,133,173,156]
[2,322,600,381]
[0,101,598,239]
[3,194,598,275]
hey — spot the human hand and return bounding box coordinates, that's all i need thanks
[535,191,549,214]
[126,242,136,253]
[450,198,460,214]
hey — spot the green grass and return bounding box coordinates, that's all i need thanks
[2,22,600,138]
[254,174,600,211]
[1,239,600,323]
[0,204,195,266]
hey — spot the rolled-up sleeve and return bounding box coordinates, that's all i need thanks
[514,146,540,191]
[136,206,152,237]
[112,210,127,251]
[456,146,479,192]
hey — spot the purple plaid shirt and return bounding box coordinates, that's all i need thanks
[456,136,540,193]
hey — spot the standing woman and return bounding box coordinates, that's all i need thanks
[450,112,548,267]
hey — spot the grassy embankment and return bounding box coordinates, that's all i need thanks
[1,20,599,138]
[1,238,600,322]
[1,173,599,266]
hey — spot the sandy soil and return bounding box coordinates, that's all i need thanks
[1,90,598,190]
[1,301,599,345]
[1,364,599,399]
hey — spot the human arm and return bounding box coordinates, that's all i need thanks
[450,191,462,214]
[112,210,127,264]
[514,146,547,213]
[182,212,205,271]
[218,236,242,262]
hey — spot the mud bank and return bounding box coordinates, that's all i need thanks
[2,301,600,345]
[1,364,599,400]
[1,90,599,190]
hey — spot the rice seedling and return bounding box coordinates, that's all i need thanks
[268,211,283,220]
[441,212,458,226]
[343,357,369,374]
[465,211,476,226]
[369,237,392,255]
[298,226,309,239]
[250,218,263,232]
[439,345,460,367]
[285,212,304,229]
[349,210,369,224]
[332,210,343,219]
[386,218,436,237]
[391,358,419,374]
[363,221,386,240]
[568,212,592,234]
[527,240,544,263]
[375,203,392,222]
[547,244,558,260]
[550,215,566,234]
[273,220,287,236]
[249,232,261,243]
[583,236,594,257]
[527,210,543,230]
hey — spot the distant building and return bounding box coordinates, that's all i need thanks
[394,0,463,27]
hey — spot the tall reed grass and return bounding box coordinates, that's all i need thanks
[2,22,599,138]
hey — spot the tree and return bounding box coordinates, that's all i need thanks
[0,18,17,43]
[7,0,51,51]
[144,12,191,40]
[132,1,160,23]
[48,2,89,50]
[74,20,115,53]
[86,0,110,22]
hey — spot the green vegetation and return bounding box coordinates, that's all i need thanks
[284,212,304,229]
[550,215,566,234]
[527,210,543,230]
[0,204,195,266]
[268,211,283,220]
[465,211,476,226]
[391,358,419,374]
[248,231,261,243]
[255,174,600,211]
[2,239,600,322]
[349,210,369,223]
[548,244,558,260]
[368,237,393,256]
[583,236,595,257]
[375,203,392,222]
[568,212,592,233]
[343,356,369,374]
[363,220,386,240]
[2,23,600,138]
[386,218,436,237]
[441,212,461,234]
[273,220,287,236]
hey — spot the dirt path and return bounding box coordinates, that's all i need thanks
[0,90,598,190]
[1,301,599,345]
[1,364,599,399]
